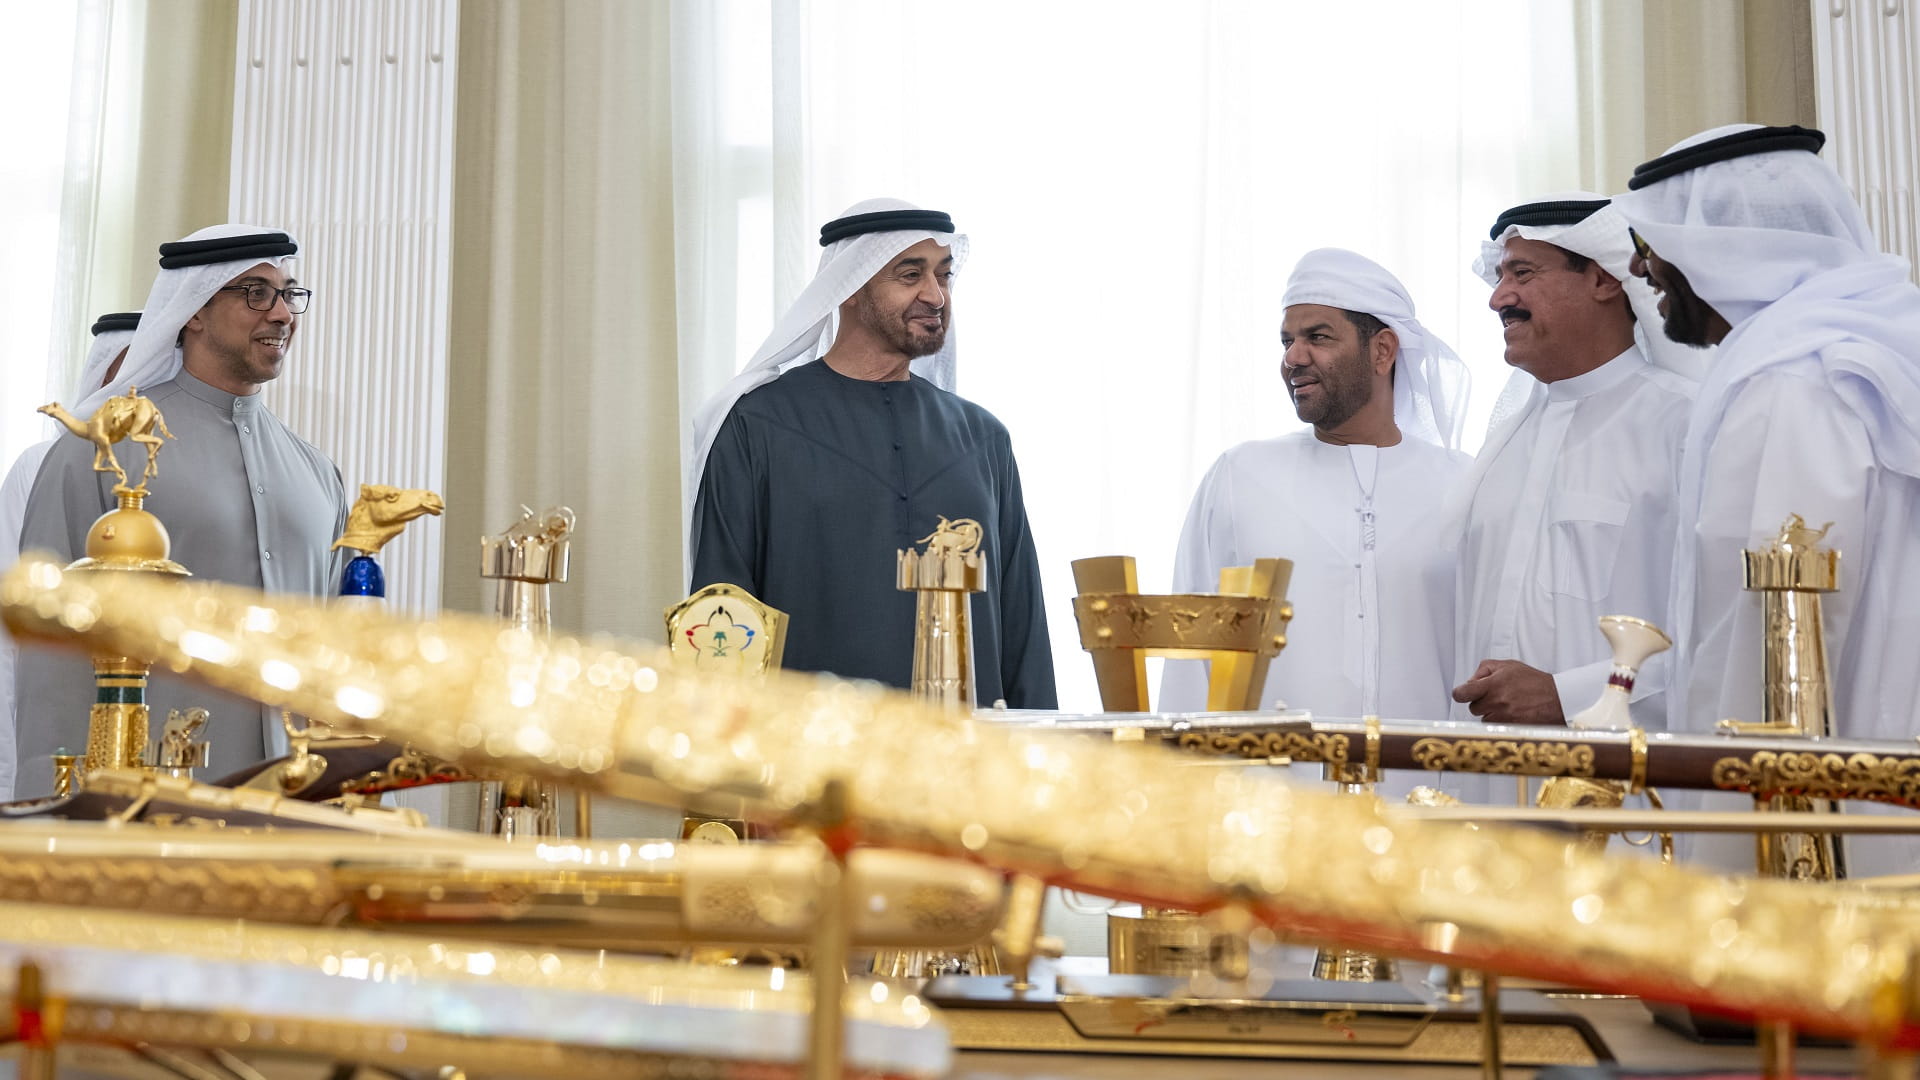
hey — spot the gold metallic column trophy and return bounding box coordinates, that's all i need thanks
[878,517,1006,978]
[1312,716,1399,983]
[897,516,984,706]
[1720,515,1843,882]
[36,390,189,782]
[476,505,576,838]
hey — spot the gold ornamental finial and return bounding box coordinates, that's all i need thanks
[332,484,445,555]
[38,387,174,498]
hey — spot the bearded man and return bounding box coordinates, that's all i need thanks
[1166,248,1471,740]
[1451,196,1696,729]
[687,200,1055,707]
[14,226,346,794]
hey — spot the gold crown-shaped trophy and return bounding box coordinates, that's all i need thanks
[35,390,193,783]
[477,505,576,837]
[898,516,985,706]
[1069,554,1298,980]
[1070,554,1293,713]
[879,517,1011,979]
[1721,515,1844,883]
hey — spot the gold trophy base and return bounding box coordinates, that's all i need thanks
[1106,908,1247,977]
[869,946,1002,979]
[922,974,1610,1065]
[477,777,559,839]
[83,653,159,776]
[1312,946,1400,982]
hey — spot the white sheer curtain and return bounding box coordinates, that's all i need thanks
[0,2,91,460]
[676,0,1583,710]
[1,0,235,462]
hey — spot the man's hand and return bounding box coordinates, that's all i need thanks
[1450,659,1565,725]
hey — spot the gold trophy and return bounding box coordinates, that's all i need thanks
[35,389,189,781]
[1070,554,1292,712]
[881,516,1003,977]
[1720,515,1843,882]
[666,583,788,844]
[897,516,984,706]
[1070,554,1295,979]
[665,582,788,676]
[476,505,575,838]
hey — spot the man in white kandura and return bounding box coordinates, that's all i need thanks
[1451,195,1696,731]
[1167,249,1471,774]
[1615,124,1920,875]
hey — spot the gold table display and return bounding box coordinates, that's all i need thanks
[0,900,950,1079]
[1070,554,1292,712]
[19,566,1920,1064]
[32,389,190,781]
[973,707,1920,817]
[0,821,1004,953]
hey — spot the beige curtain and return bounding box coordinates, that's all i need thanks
[443,0,683,639]
[1573,0,1816,193]
[48,0,234,398]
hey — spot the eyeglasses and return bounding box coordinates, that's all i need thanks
[215,283,313,314]
[1627,227,1654,263]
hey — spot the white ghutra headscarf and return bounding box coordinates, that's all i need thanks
[1280,248,1471,449]
[1611,122,1920,686]
[80,223,300,419]
[682,198,970,551]
[1468,191,1706,444]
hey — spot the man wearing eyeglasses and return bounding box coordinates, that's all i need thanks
[1449,196,1696,732]
[12,224,347,793]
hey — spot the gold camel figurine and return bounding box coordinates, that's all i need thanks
[38,388,175,496]
[332,484,446,555]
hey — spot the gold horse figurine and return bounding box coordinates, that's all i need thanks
[916,516,983,557]
[332,484,446,555]
[38,388,175,496]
